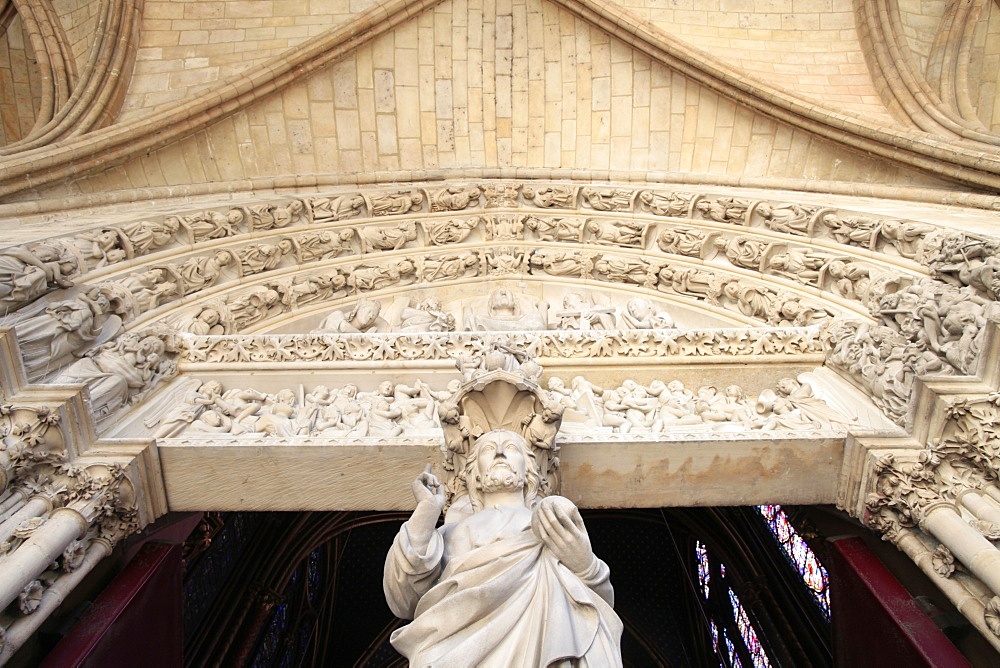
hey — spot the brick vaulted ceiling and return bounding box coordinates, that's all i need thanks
[1,0,1000,210]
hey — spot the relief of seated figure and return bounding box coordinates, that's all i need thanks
[463,287,549,331]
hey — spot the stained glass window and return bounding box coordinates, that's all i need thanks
[724,635,743,668]
[728,589,770,668]
[757,505,830,618]
[695,540,772,668]
[696,540,711,599]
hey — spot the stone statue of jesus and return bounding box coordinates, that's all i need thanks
[384,430,623,666]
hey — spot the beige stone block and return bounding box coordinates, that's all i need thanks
[592,110,610,142]
[144,2,185,20]
[649,130,669,161]
[168,67,221,89]
[437,119,456,151]
[648,88,669,132]
[591,77,611,112]
[376,114,399,155]
[541,94,559,129]
[395,89,420,137]
[128,73,172,95]
[695,98,718,139]
[358,89,377,132]
[262,14,295,27]
[435,79,454,119]
[590,141,610,169]
[820,12,857,30]
[338,148,362,172]
[244,27,278,41]
[591,42,610,78]
[611,61,633,97]
[141,31,181,48]
[140,90,188,109]
[328,65,356,112]
[369,33,394,70]
[710,128,733,164]
[608,137,632,171]
[360,131,378,170]
[282,84,310,120]
[610,97,632,137]
[398,137,423,167]
[631,106,649,147]
[420,111,438,142]
[773,124,792,149]
[208,29,245,44]
[309,103,337,137]
[183,2,224,20]
[287,118,315,156]
[155,142,193,186]
[374,70,396,113]
[334,109,361,149]
[143,19,173,32]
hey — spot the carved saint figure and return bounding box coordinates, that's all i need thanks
[425,217,481,245]
[384,431,622,666]
[313,299,387,333]
[0,244,76,307]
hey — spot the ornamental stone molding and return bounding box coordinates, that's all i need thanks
[0,179,999,654]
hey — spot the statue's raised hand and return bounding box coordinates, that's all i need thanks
[412,464,446,511]
[407,464,446,553]
[531,495,595,575]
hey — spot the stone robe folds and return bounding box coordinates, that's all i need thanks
[384,503,623,667]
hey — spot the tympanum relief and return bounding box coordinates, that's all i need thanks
[152,373,862,442]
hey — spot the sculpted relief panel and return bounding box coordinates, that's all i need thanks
[152,372,862,442]
[1,181,996,436]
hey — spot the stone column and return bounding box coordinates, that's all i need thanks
[920,502,1000,596]
[0,495,52,545]
[0,506,89,613]
[0,538,113,663]
[958,489,1000,526]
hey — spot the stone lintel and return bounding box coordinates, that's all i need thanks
[157,435,846,511]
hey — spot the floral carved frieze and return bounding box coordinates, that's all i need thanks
[178,327,824,365]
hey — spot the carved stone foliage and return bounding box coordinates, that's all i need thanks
[178,327,824,365]
[0,404,64,485]
[865,452,943,530]
[935,393,1000,480]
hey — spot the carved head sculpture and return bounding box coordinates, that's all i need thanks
[488,288,518,317]
[465,430,541,512]
[626,297,652,320]
[349,299,381,328]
